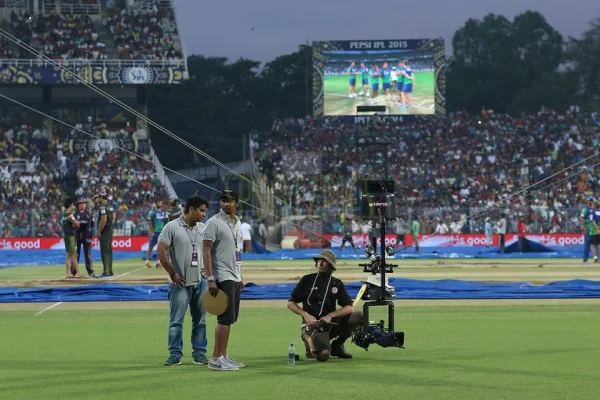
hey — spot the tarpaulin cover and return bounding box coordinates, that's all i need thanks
[1,279,599,303]
[0,251,143,268]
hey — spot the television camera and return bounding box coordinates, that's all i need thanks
[351,180,405,351]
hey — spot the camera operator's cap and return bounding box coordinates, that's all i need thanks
[313,249,337,271]
[220,189,238,202]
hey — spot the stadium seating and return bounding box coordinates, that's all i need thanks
[106,5,183,60]
[10,12,105,60]
[0,118,171,238]
[252,111,600,234]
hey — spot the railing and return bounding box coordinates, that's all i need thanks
[135,0,172,12]
[168,0,189,79]
[42,0,101,15]
[0,58,184,67]
[167,161,255,183]
[0,0,30,17]
[150,145,178,200]
[0,158,26,172]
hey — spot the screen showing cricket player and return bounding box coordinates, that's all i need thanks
[312,39,445,118]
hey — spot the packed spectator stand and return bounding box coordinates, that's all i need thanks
[105,3,183,61]
[0,115,170,238]
[1,1,183,62]
[251,109,600,235]
[10,11,105,60]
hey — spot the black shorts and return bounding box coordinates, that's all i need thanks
[301,314,351,353]
[396,234,406,243]
[216,280,242,326]
[499,234,505,246]
[591,235,600,246]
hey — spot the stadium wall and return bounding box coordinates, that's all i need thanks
[0,233,585,252]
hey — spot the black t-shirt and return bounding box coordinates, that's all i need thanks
[289,273,353,319]
[75,210,92,235]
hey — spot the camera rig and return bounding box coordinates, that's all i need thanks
[352,180,405,351]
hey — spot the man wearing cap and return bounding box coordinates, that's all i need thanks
[95,191,114,277]
[579,196,595,263]
[203,189,245,371]
[75,197,96,277]
[287,249,364,362]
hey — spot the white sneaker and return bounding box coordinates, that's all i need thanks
[207,356,239,371]
[224,355,245,368]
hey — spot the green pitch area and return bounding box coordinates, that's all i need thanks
[323,71,435,116]
[1,258,600,398]
[1,303,599,399]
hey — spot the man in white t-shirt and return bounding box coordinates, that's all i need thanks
[240,219,252,253]
[435,218,449,234]
[496,214,507,253]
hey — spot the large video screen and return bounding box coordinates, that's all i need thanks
[312,39,445,118]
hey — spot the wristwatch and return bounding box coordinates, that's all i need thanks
[206,275,216,282]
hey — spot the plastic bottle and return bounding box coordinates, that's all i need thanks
[288,344,296,365]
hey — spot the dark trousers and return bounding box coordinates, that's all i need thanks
[77,233,94,275]
[584,233,591,261]
[100,230,113,275]
[518,236,528,253]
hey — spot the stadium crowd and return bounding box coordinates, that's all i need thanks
[106,5,183,60]
[0,116,170,238]
[252,109,600,234]
[0,37,12,59]
[9,11,105,60]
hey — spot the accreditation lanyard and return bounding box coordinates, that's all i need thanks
[219,212,242,265]
[179,217,199,267]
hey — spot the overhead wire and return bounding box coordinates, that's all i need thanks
[0,27,343,237]
[0,93,331,241]
[0,27,596,256]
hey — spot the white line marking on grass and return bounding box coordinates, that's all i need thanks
[417,100,427,108]
[109,267,144,281]
[36,302,63,315]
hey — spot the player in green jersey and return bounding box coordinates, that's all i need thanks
[95,191,114,277]
[63,198,82,278]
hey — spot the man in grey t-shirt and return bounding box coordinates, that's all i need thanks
[157,195,209,367]
[203,189,244,371]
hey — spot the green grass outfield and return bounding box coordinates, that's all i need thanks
[1,258,599,399]
[323,72,435,116]
[0,304,599,399]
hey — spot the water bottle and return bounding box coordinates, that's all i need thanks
[288,344,296,365]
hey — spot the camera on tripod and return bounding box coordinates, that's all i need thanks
[351,180,405,351]
[359,248,397,301]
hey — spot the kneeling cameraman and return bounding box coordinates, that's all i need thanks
[287,249,363,361]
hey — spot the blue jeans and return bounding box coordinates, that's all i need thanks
[168,279,207,359]
[584,233,590,261]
